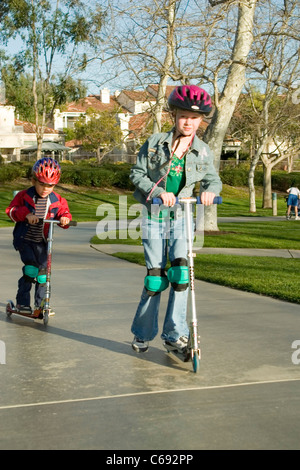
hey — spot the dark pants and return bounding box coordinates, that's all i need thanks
[16,241,47,308]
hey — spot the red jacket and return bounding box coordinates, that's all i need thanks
[6,186,72,249]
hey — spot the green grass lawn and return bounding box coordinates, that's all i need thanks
[112,252,300,304]
[90,221,300,250]
[204,221,300,249]
[1,179,299,304]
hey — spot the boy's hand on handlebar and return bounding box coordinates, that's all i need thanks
[200,192,216,206]
[26,214,39,224]
[59,217,70,226]
[160,192,177,207]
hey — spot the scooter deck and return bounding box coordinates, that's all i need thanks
[6,301,44,320]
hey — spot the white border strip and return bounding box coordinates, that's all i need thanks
[0,377,300,411]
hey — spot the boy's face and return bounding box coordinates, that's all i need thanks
[34,179,55,198]
[175,110,202,137]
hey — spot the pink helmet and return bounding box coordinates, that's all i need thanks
[168,85,212,115]
[32,157,61,185]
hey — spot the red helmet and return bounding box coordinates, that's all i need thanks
[32,157,61,185]
[168,85,212,115]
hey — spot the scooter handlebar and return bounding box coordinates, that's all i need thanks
[152,196,222,205]
[41,219,77,226]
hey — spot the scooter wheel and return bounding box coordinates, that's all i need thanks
[6,301,13,317]
[43,311,49,325]
[192,353,200,373]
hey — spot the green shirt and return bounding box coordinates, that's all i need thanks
[148,154,186,221]
[166,154,186,196]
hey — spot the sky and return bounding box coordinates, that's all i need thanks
[1,0,299,100]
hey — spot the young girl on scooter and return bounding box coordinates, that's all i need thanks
[130,85,222,354]
[6,157,72,317]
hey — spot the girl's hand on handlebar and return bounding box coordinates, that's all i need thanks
[200,192,216,206]
[59,217,70,226]
[160,192,177,207]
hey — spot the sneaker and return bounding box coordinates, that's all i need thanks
[16,305,32,315]
[131,336,149,353]
[164,335,189,353]
[295,216,299,220]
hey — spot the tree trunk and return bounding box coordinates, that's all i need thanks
[261,153,289,208]
[36,131,43,161]
[203,0,257,229]
[204,1,257,165]
[262,164,273,208]
[96,147,102,164]
[248,138,265,212]
[248,158,258,213]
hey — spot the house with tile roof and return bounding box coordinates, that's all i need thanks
[0,104,63,162]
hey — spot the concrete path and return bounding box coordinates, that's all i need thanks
[0,222,300,450]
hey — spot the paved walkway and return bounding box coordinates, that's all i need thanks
[0,222,300,450]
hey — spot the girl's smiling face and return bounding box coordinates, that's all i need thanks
[175,110,202,136]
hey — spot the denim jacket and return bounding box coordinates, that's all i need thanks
[130,129,222,206]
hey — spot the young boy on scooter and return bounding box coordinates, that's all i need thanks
[6,157,72,317]
[130,85,222,354]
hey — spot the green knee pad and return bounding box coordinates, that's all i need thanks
[37,274,47,284]
[24,264,39,280]
[167,258,189,291]
[144,268,169,296]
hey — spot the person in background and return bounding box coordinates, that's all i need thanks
[286,186,300,220]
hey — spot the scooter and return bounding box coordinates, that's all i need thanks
[6,219,77,325]
[152,196,222,373]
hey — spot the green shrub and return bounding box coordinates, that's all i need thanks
[59,163,134,190]
[0,164,27,182]
[271,171,300,191]
[220,166,300,191]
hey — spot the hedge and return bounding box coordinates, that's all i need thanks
[59,163,135,189]
[220,165,300,191]
[1,161,299,192]
[0,163,31,182]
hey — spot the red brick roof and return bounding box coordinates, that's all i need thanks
[65,139,82,148]
[65,94,127,113]
[147,84,175,98]
[120,89,156,103]
[15,119,59,134]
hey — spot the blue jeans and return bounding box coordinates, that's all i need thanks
[131,214,190,342]
[16,241,47,308]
